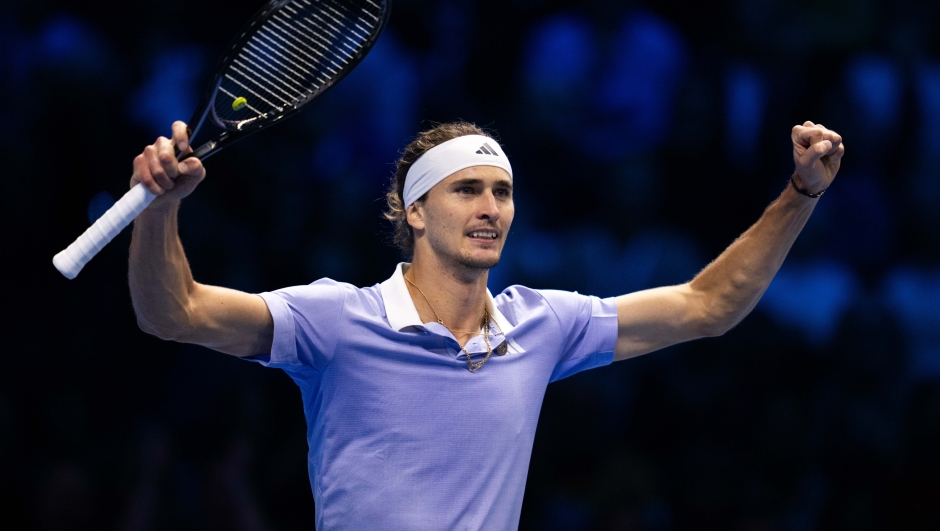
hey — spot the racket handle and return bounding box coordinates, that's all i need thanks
[53,183,157,279]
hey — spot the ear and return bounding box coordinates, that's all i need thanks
[406,202,426,232]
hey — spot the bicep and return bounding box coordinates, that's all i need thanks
[613,283,711,361]
[183,283,274,357]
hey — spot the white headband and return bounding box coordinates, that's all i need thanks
[402,134,513,207]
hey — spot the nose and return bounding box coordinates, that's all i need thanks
[478,189,500,221]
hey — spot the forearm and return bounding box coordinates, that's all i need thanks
[614,122,842,360]
[128,200,197,339]
[123,124,273,355]
[689,181,818,334]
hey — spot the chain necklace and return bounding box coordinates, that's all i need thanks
[404,272,501,372]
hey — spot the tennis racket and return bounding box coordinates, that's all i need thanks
[53,0,391,279]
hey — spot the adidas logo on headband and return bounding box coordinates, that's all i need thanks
[476,143,498,156]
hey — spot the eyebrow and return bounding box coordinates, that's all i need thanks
[450,178,513,190]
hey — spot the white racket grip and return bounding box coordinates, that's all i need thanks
[53,183,157,279]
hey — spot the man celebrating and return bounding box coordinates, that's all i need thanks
[129,120,843,530]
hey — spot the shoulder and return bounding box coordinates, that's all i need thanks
[494,285,596,324]
[495,285,595,306]
[263,278,354,315]
[493,285,546,315]
[265,278,385,320]
[270,277,353,300]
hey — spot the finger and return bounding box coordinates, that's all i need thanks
[800,139,833,167]
[171,121,191,153]
[155,136,178,174]
[177,157,206,180]
[149,138,177,190]
[792,124,820,146]
[794,125,825,146]
[828,142,845,162]
[822,130,842,147]
[133,152,164,195]
[792,126,806,147]
[825,137,842,157]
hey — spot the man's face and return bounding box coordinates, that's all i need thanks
[408,165,514,272]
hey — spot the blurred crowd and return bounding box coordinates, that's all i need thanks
[3,0,939,529]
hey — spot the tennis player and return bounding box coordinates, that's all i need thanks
[128,119,844,530]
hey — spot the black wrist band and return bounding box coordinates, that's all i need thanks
[790,176,825,198]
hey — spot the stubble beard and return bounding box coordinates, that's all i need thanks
[427,231,502,273]
[453,252,500,271]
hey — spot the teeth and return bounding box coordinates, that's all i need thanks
[470,231,497,239]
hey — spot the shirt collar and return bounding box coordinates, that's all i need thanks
[379,262,514,334]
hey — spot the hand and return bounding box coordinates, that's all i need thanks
[791,121,845,194]
[130,121,206,211]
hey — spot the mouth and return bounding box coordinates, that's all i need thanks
[466,229,499,241]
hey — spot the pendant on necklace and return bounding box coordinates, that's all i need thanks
[496,342,508,356]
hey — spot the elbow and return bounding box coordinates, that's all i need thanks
[687,266,765,339]
[134,310,195,342]
[697,317,736,338]
[136,317,181,341]
[692,291,740,338]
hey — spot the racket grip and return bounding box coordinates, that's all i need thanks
[53,183,157,279]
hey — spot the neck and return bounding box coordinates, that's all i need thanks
[404,255,490,342]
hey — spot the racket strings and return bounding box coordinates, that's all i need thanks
[266,17,341,73]
[232,52,306,101]
[246,35,330,87]
[214,0,385,127]
[300,0,363,50]
[227,64,295,105]
[240,45,313,94]
[279,9,352,65]
[324,0,382,38]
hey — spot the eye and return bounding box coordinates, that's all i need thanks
[457,186,474,194]
[494,188,512,198]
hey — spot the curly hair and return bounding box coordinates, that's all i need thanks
[384,121,496,257]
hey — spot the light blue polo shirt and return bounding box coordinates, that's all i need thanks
[254,263,618,530]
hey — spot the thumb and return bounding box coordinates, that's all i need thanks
[800,139,832,168]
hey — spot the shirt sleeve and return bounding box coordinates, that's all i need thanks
[539,290,619,382]
[248,278,348,372]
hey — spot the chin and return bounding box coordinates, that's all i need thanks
[455,252,501,271]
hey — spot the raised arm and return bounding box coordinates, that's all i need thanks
[128,121,273,357]
[614,122,844,361]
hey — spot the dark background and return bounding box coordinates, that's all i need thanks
[3,0,940,529]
